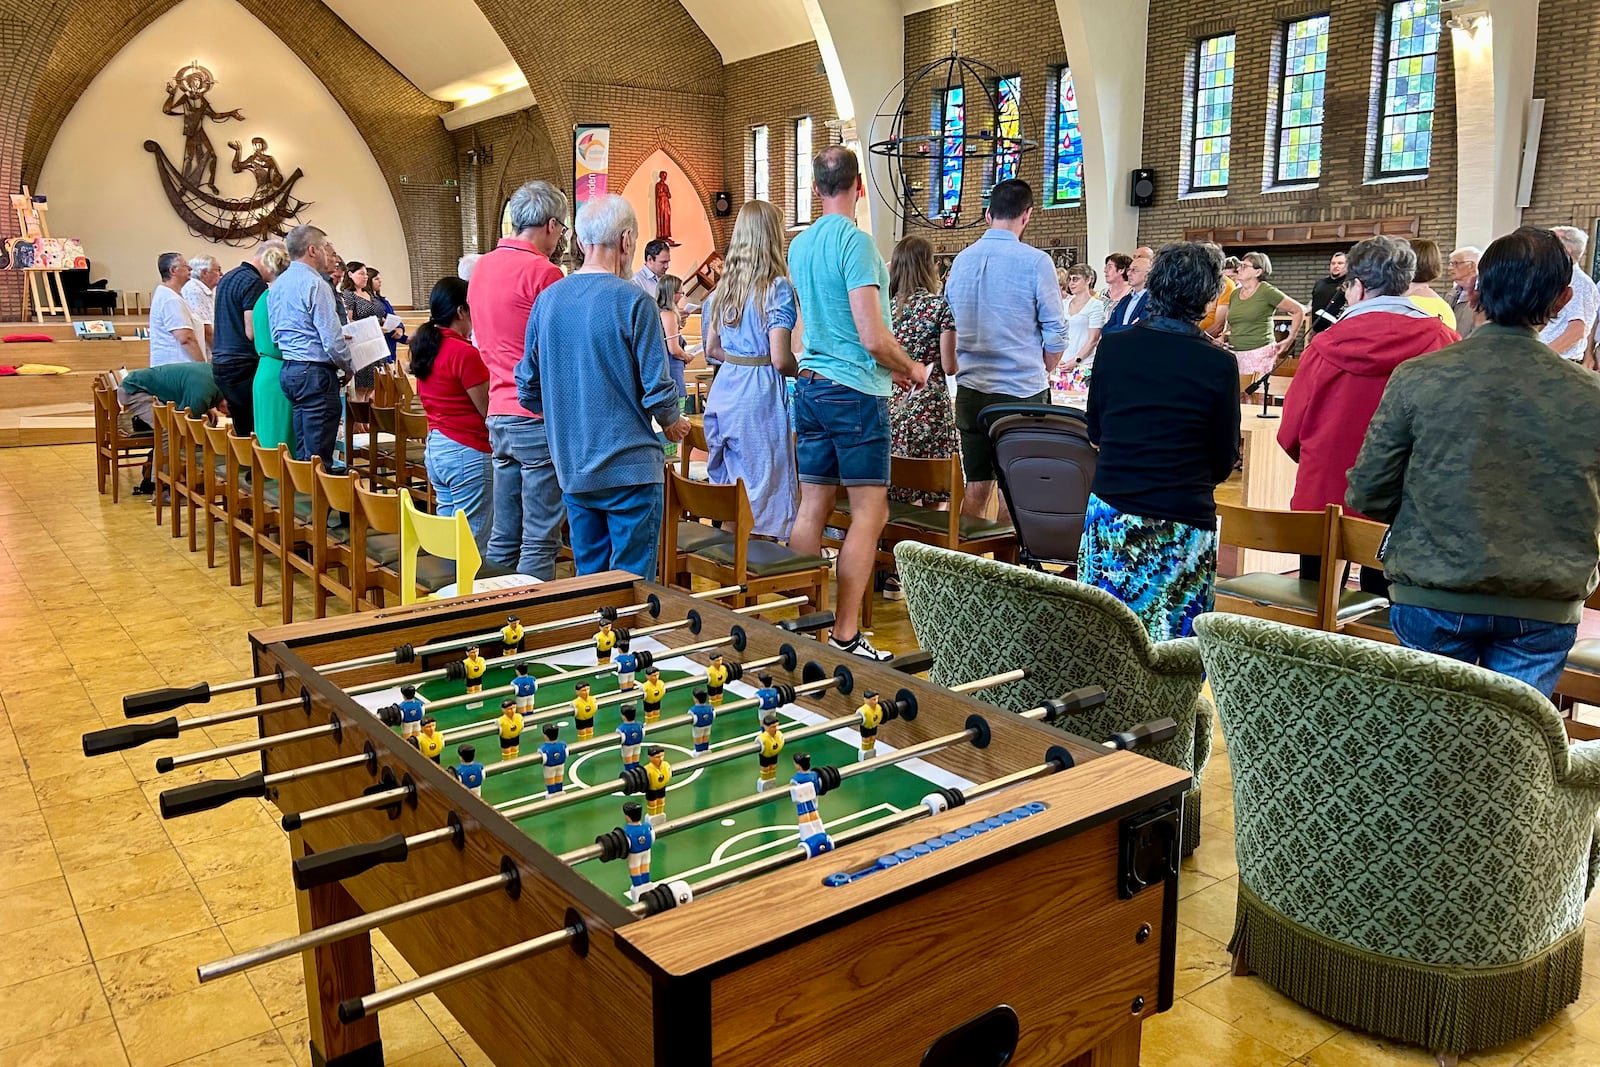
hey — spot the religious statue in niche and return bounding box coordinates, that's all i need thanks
[143,63,312,245]
[654,171,679,246]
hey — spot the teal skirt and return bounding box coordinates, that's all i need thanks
[253,355,296,454]
[1078,493,1218,641]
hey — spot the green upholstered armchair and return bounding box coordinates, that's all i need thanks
[893,541,1214,854]
[1193,612,1600,1061]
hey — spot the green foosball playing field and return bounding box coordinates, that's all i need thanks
[355,636,969,904]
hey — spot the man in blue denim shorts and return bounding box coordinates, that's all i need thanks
[787,146,929,660]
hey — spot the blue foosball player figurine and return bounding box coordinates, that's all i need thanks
[789,753,834,857]
[539,723,567,794]
[398,685,425,738]
[614,639,640,693]
[755,673,784,711]
[622,801,654,902]
[688,687,716,752]
[511,664,538,715]
[616,704,645,771]
[452,743,485,797]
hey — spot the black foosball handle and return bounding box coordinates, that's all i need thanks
[1110,717,1180,752]
[159,772,268,818]
[888,650,935,675]
[82,716,182,756]
[780,612,835,634]
[124,683,211,717]
[294,834,410,891]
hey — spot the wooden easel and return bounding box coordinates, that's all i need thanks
[12,187,73,325]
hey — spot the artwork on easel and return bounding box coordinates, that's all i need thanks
[144,62,312,244]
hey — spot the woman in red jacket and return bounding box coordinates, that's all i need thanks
[1278,235,1459,594]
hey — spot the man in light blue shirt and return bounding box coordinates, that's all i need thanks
[943,179,1068,520]
[787,145,927,661]
[269,224,350,465]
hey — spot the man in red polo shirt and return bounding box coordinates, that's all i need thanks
[467,180,570,579]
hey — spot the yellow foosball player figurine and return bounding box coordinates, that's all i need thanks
[643,746,673,825]
[572,681,598,741]
[462,645,487,694]
[415,717,444,764]
[594,620,617,665]
[858,690,883,761]
[641,666,666,724]
[705,652,729,706]
[501,615,524,657]
[498,699,524,760]
[756,711,784,792]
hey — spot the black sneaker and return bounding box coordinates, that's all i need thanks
[829,632,893,661]
[132,478,155,496]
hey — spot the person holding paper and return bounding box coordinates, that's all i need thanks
[341,262,388,399]
[270,224,351,466]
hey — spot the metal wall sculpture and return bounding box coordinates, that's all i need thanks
[144,63,311,245]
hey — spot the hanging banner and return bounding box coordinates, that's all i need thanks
[573,124,611,208]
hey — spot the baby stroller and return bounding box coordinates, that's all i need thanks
[978,403,1097,571]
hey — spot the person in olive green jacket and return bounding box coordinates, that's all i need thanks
[1347,226,1600,697]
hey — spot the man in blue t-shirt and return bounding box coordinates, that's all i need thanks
[787,146,928,661]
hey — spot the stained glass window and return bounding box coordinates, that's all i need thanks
[752,126,769,201]
[1191,34,1235,190]
[994,76,1022,185]
[1276,15,1329,184]
[795,116,814,224]
[1379,0,1440,176]
[938,86,965,218]
[1049,67,1084,206]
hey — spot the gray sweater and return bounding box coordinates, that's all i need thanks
[1347,323,1600,623]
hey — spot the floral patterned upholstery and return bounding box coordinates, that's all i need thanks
[893,542,1213,852]
[1195,611,1600,1054]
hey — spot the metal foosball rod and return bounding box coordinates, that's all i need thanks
[90,600,810,758]
[156,745,378,818]
[154,717,346,774]
[628,707,1180,917]
[197,858,525,982]
[119,585,748,716]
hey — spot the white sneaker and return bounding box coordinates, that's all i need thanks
[829,632,893,661]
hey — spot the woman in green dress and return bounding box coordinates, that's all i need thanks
[248,244,295,453]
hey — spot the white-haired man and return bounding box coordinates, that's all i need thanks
[469,180,570,580]
[182,254,220,355]
[1447,246,1482,339]
[515,194,689,581]
[1541,227,1598,364]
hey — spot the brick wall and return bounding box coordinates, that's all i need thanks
[15,0,458,309]
[1522,0,1600,246]
[452,109,561,257]
[722,42,838,238]
[903,0,1086,262]
[1139,0,1459,302]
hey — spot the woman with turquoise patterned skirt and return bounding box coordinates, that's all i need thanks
[1079,243,1241,641]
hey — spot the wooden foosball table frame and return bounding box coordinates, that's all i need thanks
[200,573,1190,1066]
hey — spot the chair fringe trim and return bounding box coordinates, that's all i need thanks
[1229,884,1585,1055]
[1181,786,1202,858]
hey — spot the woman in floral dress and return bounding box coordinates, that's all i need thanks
[887,235,958,506]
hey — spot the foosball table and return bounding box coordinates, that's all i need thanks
[83,573,1192,1067]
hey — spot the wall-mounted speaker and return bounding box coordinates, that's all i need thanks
[1130,168,1156,208]
[713,192,732,218]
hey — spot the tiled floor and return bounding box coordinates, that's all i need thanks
[2,443,1599,1066]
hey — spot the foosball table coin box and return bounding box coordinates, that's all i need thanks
[175,573,1192,1066]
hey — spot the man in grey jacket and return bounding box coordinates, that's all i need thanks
[1347,226,1600,696]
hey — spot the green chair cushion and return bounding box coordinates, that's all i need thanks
[832,498,923,525]
[695,539,830,577]
[1565,639,1600,674]
[889,508,1015,540]
[675,521,732,554]
[1216,573,1387,621]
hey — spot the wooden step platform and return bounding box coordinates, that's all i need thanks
[1,338,150,371]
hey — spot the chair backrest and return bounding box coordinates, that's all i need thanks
[985,407,1096,565]
[1334,514,1385,570]
[399,490,481,602]
[1193,611,1591,967]
[892,540,1206,782]
[666,466,748,529]
[396,407,429,442]
[354,481,402,536]
[678,419,709,478]
[281,451,318,498]
[370,403,399,436]
[1216,502,1333,560]
[316,462,359,517]
[373,367,397,408]
[229,432,255,467]
[888,454,961,542]
[252,438,285,484]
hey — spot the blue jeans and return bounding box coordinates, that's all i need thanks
[279,361,342,465]
[1390,604,1578,697]
[564,483,663,581]
[793,374,891,487]
[487,415,565,580]
[424,430,494,552]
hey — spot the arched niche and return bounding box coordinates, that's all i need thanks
[620,150,715,282]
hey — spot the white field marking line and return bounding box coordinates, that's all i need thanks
[567,741,705,793]
[669,803,900,882]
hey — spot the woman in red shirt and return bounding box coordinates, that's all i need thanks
[411,277,493,548]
